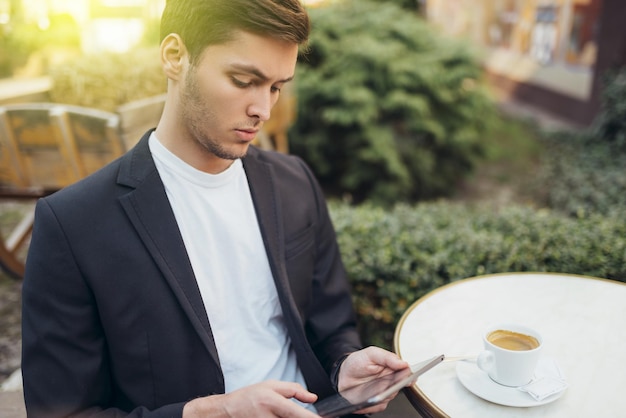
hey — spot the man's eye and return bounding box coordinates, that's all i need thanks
[232,77,251,88]
[271,86,281,93]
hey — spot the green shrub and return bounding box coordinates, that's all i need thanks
[0,12,82,78]
[48,47,165,111]
[0,21,43,77]
[330,201,626,347]
[591,68,626,150]
[536,130,626,217]
[369,0,421,11]
[43,13,81,48]
[291,0,495,205]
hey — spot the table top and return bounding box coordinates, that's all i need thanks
[394,273,626,417]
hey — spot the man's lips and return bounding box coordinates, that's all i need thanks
[234,128,259,142]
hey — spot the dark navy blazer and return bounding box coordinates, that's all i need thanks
[22,131,362,417]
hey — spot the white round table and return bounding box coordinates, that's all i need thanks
[394,273,626,417]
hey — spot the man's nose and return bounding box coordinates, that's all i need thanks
[248,91,275,121]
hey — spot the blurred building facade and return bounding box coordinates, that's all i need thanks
[424,0,626,125]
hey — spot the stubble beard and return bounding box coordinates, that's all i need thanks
[181,67,248,161]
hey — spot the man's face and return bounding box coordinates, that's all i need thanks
[177,31,299,170]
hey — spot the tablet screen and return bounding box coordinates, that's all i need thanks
[314,354,445,418]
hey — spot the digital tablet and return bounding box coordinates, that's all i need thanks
[314,354,445,418]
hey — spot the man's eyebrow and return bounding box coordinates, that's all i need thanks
[230,63,294,83]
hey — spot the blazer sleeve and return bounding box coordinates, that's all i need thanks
[21,199,186,418]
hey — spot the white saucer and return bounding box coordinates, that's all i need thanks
[456,357,566,407]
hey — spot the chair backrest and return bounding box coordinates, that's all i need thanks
[0,103,80,189]
[54,105,125,177]
[0,103,125,190]
[116,94,166,150]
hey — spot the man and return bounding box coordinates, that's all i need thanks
[21,1,409,417]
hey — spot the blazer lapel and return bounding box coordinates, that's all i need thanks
[116,133,222,373]
[242,149,299,326]
[243,149,334,397]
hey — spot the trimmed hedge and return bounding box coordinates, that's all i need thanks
[330,201,626,348]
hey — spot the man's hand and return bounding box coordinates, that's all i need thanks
[183,380,319,418]
[337,346,410,415]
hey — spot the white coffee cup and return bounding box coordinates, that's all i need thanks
[476,323,543,387]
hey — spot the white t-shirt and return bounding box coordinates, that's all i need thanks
[149,134,308,395]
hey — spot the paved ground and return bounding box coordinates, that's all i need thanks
[0,390,25,418]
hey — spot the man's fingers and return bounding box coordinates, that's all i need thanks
[363,346,409,371]
[270,381,318,404]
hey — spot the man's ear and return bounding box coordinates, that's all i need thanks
[160,33,188,80]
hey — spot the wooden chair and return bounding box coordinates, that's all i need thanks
[0,188,43,279]
[116,93,166,150]
[0,103,124,279]
[0,103,81,189]
[55,104,125,177]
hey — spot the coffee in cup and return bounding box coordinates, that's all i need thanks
[477,324,543,387]
[487,329,540,351]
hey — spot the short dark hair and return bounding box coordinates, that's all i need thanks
[160,0,310,64]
